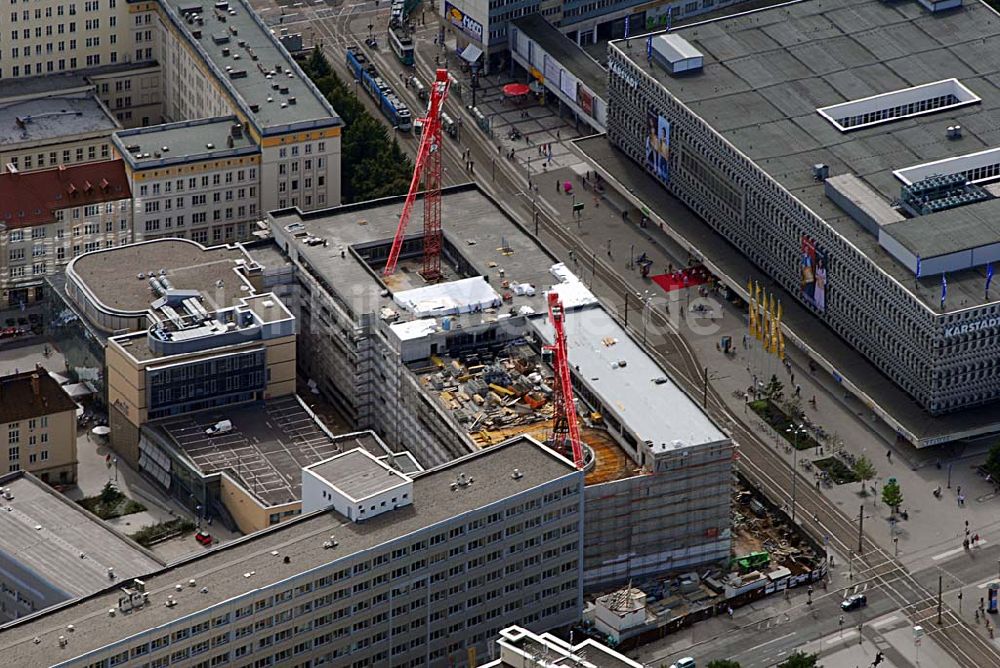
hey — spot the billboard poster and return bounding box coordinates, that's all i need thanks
[800,235,828,312]
[645,109,670,184]
[444,1,483,43]
[577,85,594,117]
[543,55,559,87]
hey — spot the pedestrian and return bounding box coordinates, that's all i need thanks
[469,161,474,173]
[607,239,612,258]
[887,450,892,463]
[727,606,734,619]
[977,609,981,622]
[981,597,985,611]
[557,180,560,193]
[958,485,962,496]
[556,129,561,140]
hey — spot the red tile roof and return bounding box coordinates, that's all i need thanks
[0,160,131,229]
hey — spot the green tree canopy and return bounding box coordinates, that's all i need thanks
[882,479,903,513]
[984,441,1000,483]
[778,651,819,668]
[853,454,877,494]
[764,374,784,403]
[298,50,414,203]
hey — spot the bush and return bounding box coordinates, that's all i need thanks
[748,400,820,451]
[78,483,147,520]
[129,519,197,548]
[814,457,858,484]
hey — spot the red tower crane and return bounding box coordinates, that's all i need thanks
[383,68,451,281]
[544,291,585,470]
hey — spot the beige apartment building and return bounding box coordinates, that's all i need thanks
[0,91,121,175]
[0,159,131,309]
[0,366,78,484]
[114,117,262,244]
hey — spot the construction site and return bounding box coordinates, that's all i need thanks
[265,70,733,591]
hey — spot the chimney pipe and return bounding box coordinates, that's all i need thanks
[31,373,40,399]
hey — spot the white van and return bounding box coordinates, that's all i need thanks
[670,659,695,668]
[205,420,233,435]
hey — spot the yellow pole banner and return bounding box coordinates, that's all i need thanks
[777,300,785,360]
[747,279,756,338]
[765,293,774,353]
[770,296,779,355]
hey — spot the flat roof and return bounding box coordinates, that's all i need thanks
[883,197,1000,258]
[269,184,556,327]
[113,117,258,169]
[0,436,577,664]
[306,449,411,502]
[0,95,118,147]
[0,473,163,602]
[614,0,1000,313]
[513,14,608,98]
[145,396,348,507]
[535,305,727,450]
[158,0,340,133]
[68,239,257,317]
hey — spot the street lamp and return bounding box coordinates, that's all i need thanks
[786,424,807,523]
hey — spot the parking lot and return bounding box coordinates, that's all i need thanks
[156,396,342,506]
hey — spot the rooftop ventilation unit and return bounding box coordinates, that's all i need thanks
[947,125,963,140]
[650,34,703,75]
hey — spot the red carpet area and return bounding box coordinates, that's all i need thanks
[651,265,711,293]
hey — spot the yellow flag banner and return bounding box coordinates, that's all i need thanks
[777,301,785,360]
[755,283,764,341]
[770,296,780,355]
[747,279,757,338]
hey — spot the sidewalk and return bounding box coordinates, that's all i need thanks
[525,162,1000,571]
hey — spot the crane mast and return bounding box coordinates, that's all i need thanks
[383,68,450,281]
[545,292,584,469]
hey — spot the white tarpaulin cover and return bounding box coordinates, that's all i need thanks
[547,263,599,309]
[394,277,502,317]
[62,382,95,398]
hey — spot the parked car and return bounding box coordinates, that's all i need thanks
[842,593,867,611]
[195,530,213,546]
[670,658,696,668]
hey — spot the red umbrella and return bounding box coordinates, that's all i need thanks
[502,83,531,97]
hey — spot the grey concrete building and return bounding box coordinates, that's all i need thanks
[605,0,1000,424]
[0,472,163,623]
[267,184,733,590]
[0,436,584,668]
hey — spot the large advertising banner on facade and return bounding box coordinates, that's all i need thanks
[444,1,484,43]
[800,235,828,312]
[543,54,559,87]
[645,109,670,184]
[577,84,594,117]
[559,69,577,100]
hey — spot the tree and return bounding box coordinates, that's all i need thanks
[707,661,742,668]
[778,651,819,668]
[984,441,1000,484]
[882,479,903,515]
[306,48,331,78]
[99,481,120,506]
[764,374,784,403]
[853,454,877,495]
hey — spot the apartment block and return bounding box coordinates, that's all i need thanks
[0,160,131,309]
[0,436,584,668]
[113,118,262,244]
[0,366,79,484]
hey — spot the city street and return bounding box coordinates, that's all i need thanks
[224,4,1000,664]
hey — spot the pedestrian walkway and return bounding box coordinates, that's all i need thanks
[522,161,1000,573]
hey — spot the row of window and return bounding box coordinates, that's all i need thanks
[6,144,109,171]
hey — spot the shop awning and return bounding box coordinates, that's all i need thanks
[460,44,483,63]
